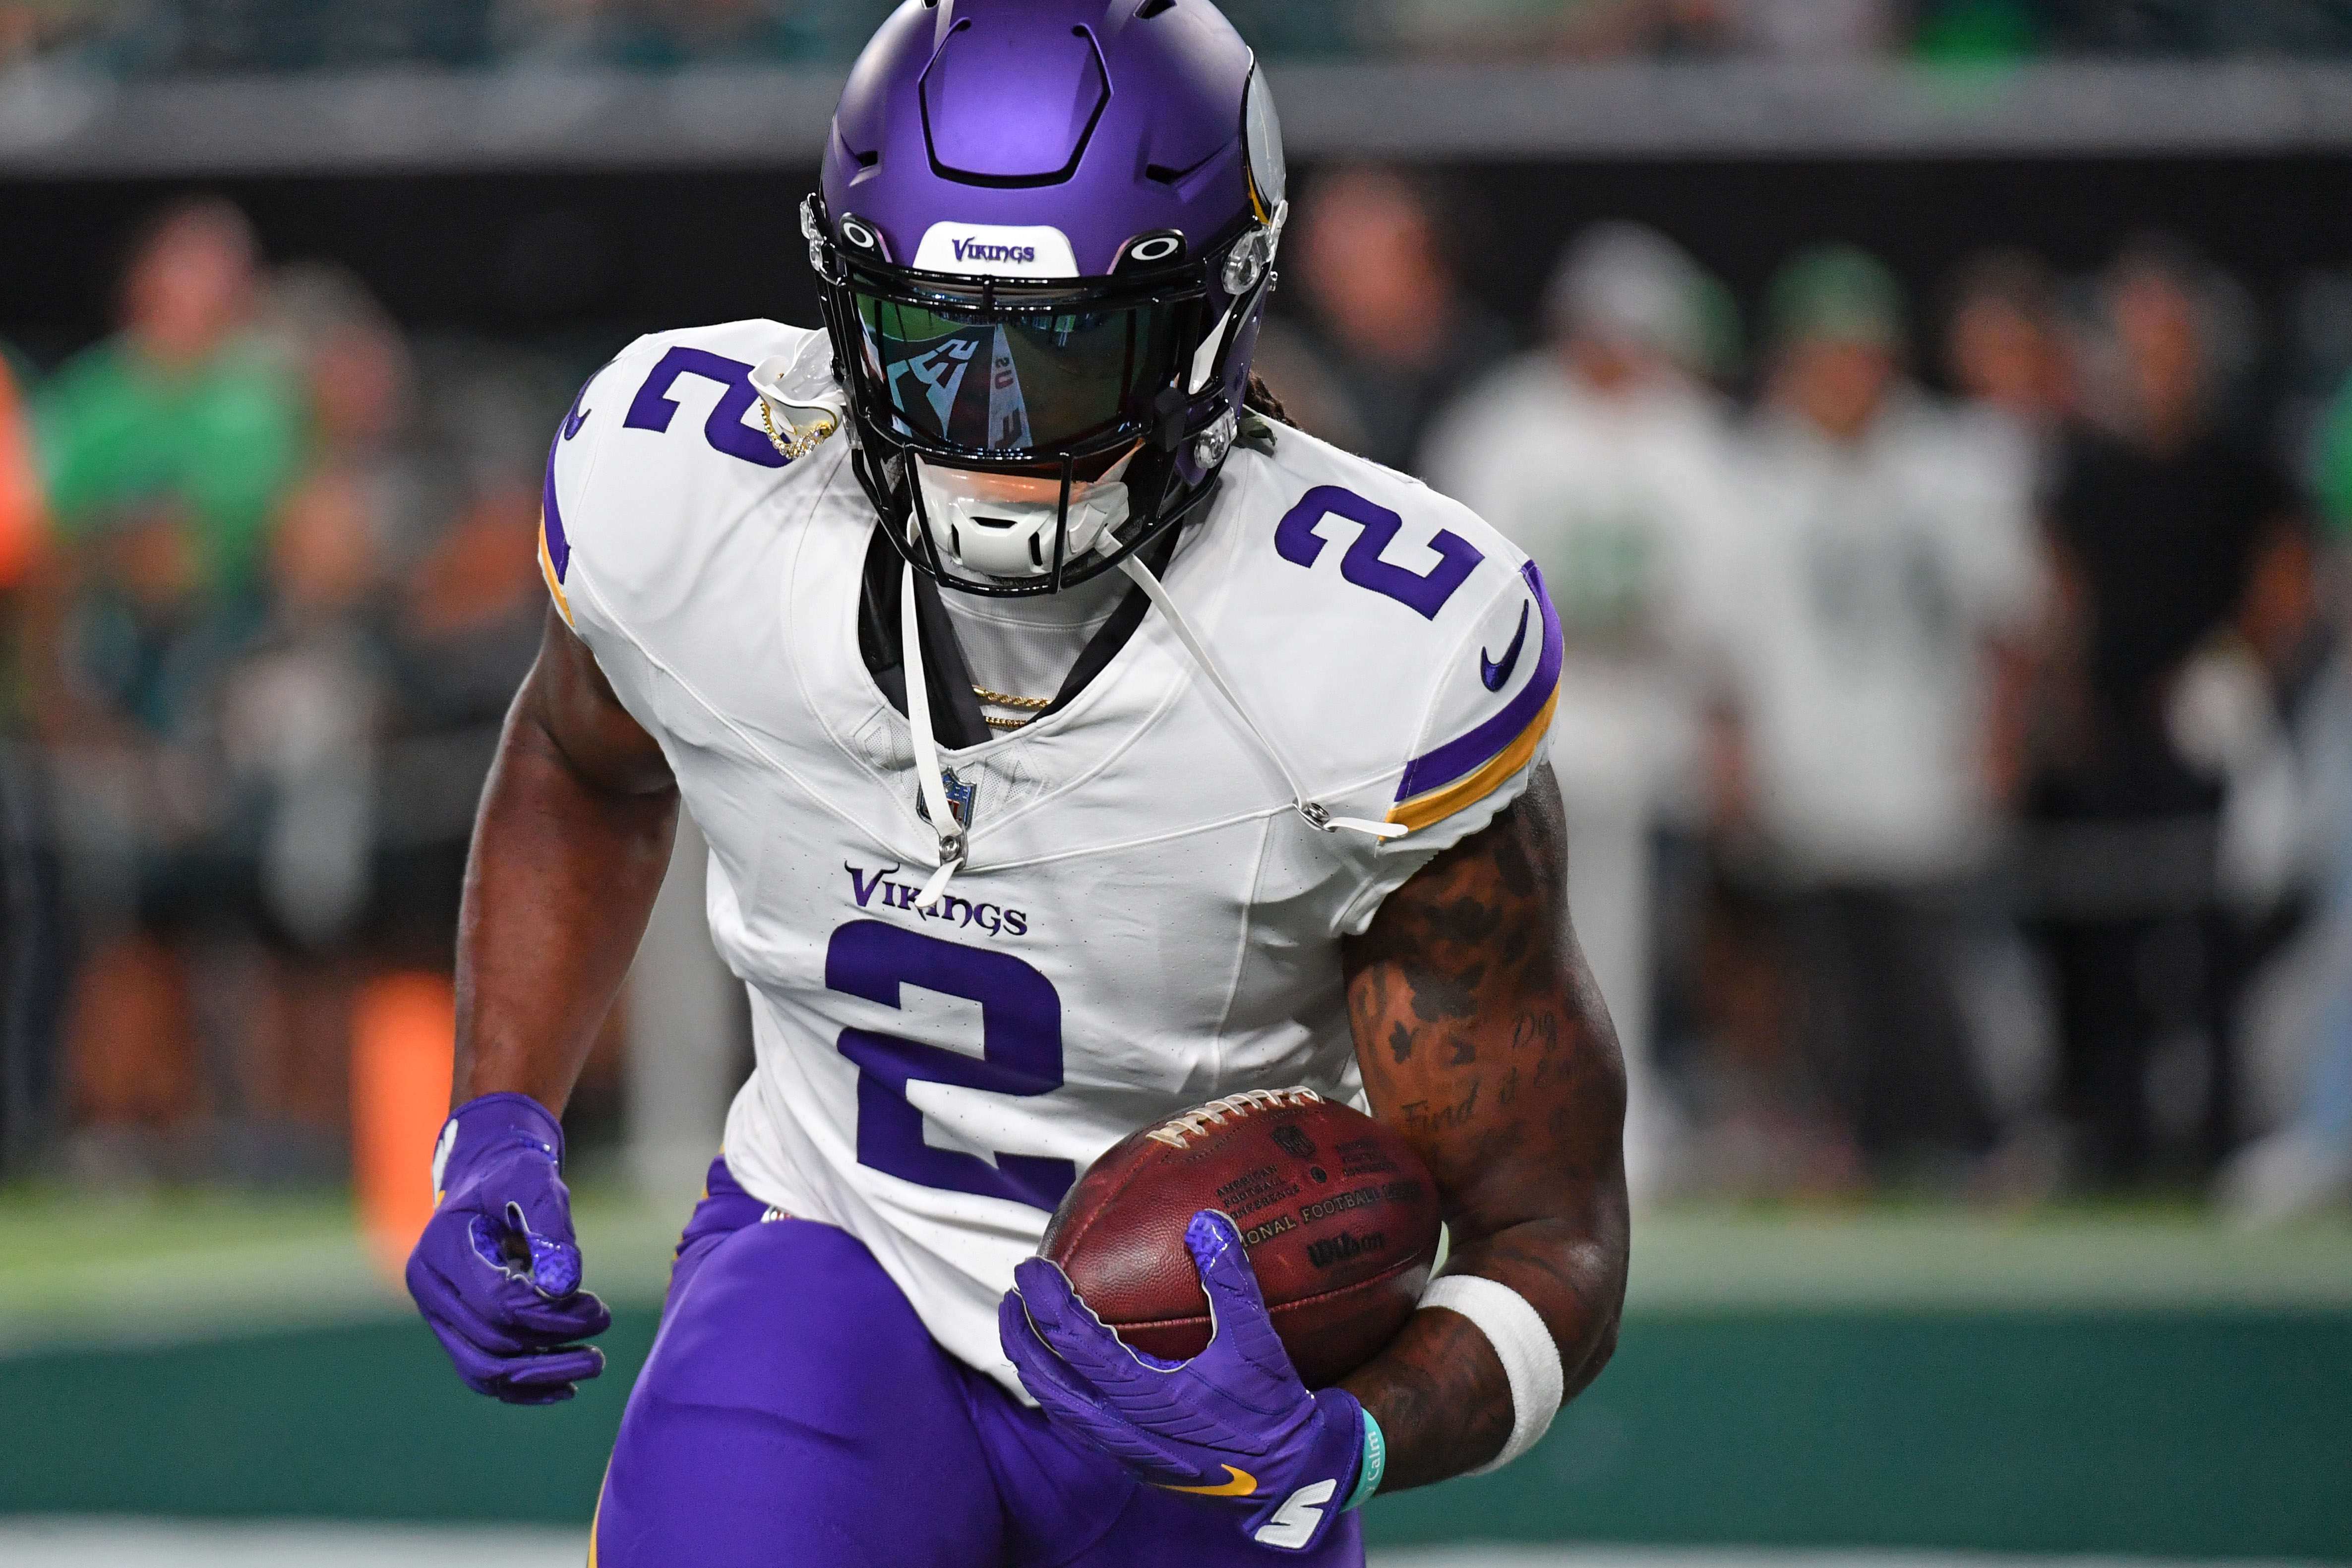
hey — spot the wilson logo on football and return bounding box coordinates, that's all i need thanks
[1305,1230,1385,1270]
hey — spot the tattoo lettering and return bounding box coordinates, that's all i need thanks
[1400,1079,1480,1135]
[1511,1009,1562,1055]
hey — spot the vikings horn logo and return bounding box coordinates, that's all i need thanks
[915,767,978,834]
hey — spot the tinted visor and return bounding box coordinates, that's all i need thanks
[854,291,1182,456]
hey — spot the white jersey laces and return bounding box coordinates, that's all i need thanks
[1115,554,1404,844]
[897,549,1406,913]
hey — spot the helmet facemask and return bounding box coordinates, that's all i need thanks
[806,191,1284,598]
[910,445,1138,581]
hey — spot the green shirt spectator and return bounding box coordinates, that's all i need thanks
[36,335,302,603]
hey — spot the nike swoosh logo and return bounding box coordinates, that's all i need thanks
[1163,1465,1259,1498]
[1481,601,1531,691]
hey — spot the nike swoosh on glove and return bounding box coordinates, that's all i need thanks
[406,1091,611,1405]
[1001,1209,1365,1553]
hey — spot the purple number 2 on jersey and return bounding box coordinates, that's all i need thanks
[826,920,1076,1210]
[1274,484,1483,619]
[622,346,790,470]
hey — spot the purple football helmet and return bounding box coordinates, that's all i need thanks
[806,0,1287,596]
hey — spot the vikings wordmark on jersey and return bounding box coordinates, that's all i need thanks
[541,317,1563,1391]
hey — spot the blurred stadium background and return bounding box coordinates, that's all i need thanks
[2,0,2351,1563]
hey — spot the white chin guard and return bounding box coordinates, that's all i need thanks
[913,449,1135,583]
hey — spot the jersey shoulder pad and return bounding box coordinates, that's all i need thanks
[540,319,833,635]
[1219,428,1563,845]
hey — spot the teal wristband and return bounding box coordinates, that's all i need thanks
[1342,1408,1386,1511]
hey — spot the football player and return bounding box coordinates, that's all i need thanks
[405,2,1628,1562]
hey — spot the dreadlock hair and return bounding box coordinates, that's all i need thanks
[1242,372,1294,427]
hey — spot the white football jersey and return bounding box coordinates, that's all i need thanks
[541,319,1561,1392]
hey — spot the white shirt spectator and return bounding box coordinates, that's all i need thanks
[1724,392,2039,885]
[1425,353,1741,822]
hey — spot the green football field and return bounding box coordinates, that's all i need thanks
[2,1190,2348,1562]
[0,1525,2331,1568]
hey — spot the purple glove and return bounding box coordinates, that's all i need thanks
[405,1091,611,1405]
[1001,1210,1369,1554]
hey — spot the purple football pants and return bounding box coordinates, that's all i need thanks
[593,1159,1366,1567]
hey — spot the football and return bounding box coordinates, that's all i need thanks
[1039,1086,1443,1387]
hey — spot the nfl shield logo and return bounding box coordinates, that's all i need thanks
[917,767,978,833]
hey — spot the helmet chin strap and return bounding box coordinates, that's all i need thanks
[898,534,1404,916]
[1114,554,1405,844]
[901,561,966,907]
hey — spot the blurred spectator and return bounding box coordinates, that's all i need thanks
[32,197,305,1174]
[1912,0,2042,62]
[1375,0,1738,58]
[1711,244,2040,1183]
[1933,246,2078,1155]
[195,268,427,1168]
[2218,382,2352,1220]
[1730,0,1894,54]
[1423,221,1740,1200]
[36,200,300,628]
[2219,697,2352,1220]
[1941,247,2074,444]
[2031,238,2312,1186]
[494,0,613,63]
[1288,165,1513,474]
[0,348,46,591]
[2029,1,2352,55]
[0,345,54,1175]
[368,343,565,969]
[0,0,121,66]
[149,0,497,73]
[493,0,891,68]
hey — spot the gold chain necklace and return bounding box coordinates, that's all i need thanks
[972,685,1052,711]
[758,399,838,462]
[972,684,1051,731]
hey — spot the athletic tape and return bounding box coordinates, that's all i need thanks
[1417,1274,1564,1474]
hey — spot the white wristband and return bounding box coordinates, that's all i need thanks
[1417,1273,1564,1474]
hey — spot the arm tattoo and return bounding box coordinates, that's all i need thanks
[1339,763,1629,1491]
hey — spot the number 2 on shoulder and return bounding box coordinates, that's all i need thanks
[1273,484,1483,619]
[622,346,790,470]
